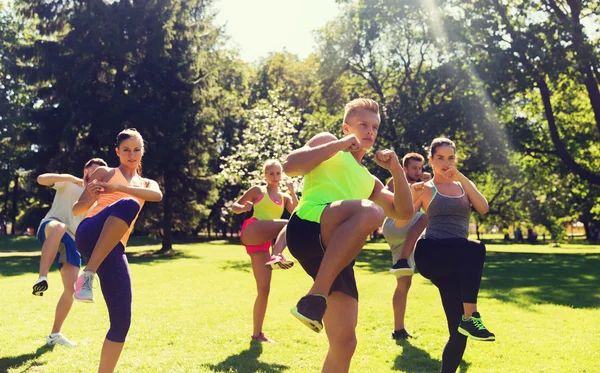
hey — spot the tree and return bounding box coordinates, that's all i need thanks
[443,0,600,185]
[17,0,248,250]
[217,90,302,236]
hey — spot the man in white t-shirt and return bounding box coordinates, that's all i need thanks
[33,158,107,347]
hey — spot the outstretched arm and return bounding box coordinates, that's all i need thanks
[282,132,360,177]
[38,173,82,187]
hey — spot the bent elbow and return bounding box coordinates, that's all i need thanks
[282,160,300,177]
[479,205,489,215]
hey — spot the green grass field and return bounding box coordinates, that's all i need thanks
[1,236,599,373]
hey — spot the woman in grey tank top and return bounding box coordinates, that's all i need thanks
[412,138,495,373]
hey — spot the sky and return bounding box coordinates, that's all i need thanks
[214,0,341,63]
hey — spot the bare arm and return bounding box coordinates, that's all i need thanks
[459,175,489,214]
[37,173,82,187]
[370,150,414,220]
[284,182,298,214]
[72,167,111,216]
[232,186,261,214]
[106,178,162,202]
[282,133,359,177]
[399,213,429,256]
[413,183,433,212]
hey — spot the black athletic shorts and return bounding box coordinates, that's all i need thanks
[286,211,359,300]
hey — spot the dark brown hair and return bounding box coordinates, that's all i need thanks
[84,158,107,169]
[428,137,456,157]
[402,152,425,168]
[115,128,144,175]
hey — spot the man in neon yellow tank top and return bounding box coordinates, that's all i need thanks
[283,98,414,372]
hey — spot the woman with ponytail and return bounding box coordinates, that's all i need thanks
[72,128,162,373]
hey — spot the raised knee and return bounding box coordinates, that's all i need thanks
[359,201,385,230]
[50,222,67,235]
[117,197,141,212]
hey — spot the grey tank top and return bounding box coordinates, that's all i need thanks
[423,181,470,239]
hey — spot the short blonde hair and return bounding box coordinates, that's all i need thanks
[262,159,282,173]
[343,98,380,123]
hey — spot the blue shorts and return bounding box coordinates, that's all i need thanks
[37,220,81,270]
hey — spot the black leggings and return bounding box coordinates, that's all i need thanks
[414,238,486,373]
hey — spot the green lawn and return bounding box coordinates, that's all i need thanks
[1,236,599,372]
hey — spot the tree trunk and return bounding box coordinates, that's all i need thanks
[537,78,600,185]
[565,0,600,134]
[10,172,18,235]
[583,220,591,241]
[158,170,174,253]
[3,167,9,235]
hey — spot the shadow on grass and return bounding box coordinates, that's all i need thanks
[0,235,40,253]
[219,260,250,273]
[205,341,288,373]
[481,251,600,309]
[0,344,53,372]
[393,339,470,373]
[355,248,600,309]
[0,248,195,277]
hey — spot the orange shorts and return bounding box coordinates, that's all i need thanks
[240,217,271,254]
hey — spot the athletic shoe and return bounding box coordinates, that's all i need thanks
[389,259,414,277]
[73,271,95,303]
[458,312,495,341]
[291,294,327,333]
[46,333,77,347]
[392,328,412,340]
[33,276,49,296]
[251,332,274,343]
[265,253,295,269]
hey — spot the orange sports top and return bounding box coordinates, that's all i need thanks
[87,168,145,247]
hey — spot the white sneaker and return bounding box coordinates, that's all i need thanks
[46,333,77,347]
[33,276,49,296]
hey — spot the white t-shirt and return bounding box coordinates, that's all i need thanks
[38,181,85,240]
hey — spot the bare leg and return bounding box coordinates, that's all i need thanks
[310,200,384,296]
[271,225,287,256]
[51,263,79,334]
[39,221,67,277]
[393,276,412,331]
[98,339,124,373]
[241,219,287,246]
[322,292,358,373]
[249,251,272,337]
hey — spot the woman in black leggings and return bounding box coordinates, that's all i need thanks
[413,137,495,373]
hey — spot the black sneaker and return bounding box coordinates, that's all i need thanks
[389,259,414,277]
[458,312,495,341]
[33,276,48,296]
[290,294,327,333]
[392,328,412,340]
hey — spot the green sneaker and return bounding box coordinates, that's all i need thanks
[458,312,495,341]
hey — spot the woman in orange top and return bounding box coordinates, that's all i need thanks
[232,159,298,342]
[72,128,162,373]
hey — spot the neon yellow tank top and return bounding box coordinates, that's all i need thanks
[296,151,375,223]
[252,187,284,220]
